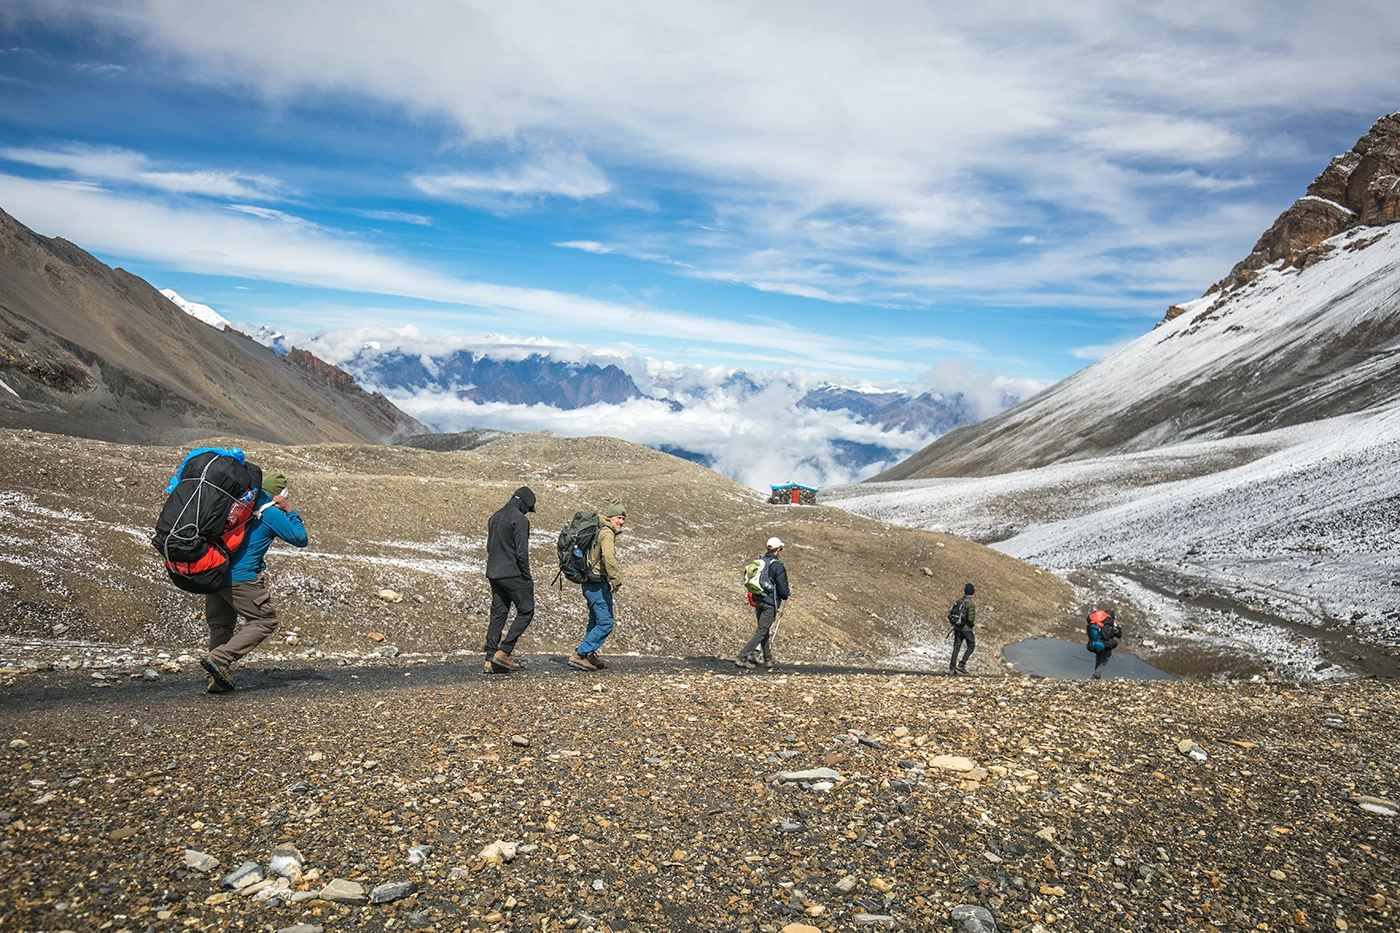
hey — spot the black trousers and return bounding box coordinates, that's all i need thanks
[740,602,777,661]
[485,576,535,655]
[950,629,975,669]
[1092,647,1113,679]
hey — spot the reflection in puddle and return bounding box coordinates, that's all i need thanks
[1004,637,1175,680]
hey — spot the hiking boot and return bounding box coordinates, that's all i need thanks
[567,652,598,672]
[948,667,961,677]
[761,658,774,670]
[956,664,969,674]
[585,651,606,670]
[492,650,522,672]
[200,656,234,692]
[735,657,757,670]
[206,675,231,695]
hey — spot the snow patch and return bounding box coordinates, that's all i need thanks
[160,288,232,329]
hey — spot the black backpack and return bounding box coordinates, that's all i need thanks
[947,598,967,629]
[151,448,261,594]
[554,510,604,585]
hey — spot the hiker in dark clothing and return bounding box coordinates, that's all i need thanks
[949,583,977,675]
[1087,609,1121,679]
[483,486,536,673]
[737,537,791,669]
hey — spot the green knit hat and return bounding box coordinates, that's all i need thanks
[604,498,627,518]
[262,471,288,497]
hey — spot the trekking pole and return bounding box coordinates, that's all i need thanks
[770,606,784,658]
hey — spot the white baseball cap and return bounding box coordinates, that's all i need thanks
[767,536,784,549]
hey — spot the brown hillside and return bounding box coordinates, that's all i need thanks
[0,206,424,445]
[0,428,1074,666]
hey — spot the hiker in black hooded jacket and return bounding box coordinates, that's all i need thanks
[483,486,536,673]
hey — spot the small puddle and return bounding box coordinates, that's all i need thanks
[1004,637,1175,681]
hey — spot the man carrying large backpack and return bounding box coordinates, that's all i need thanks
[948,583,977,675]
[567,499,626,672]
[736,537,791,670]
[483,486,536,674]
[1086,609,1122,680]
[201,471,307,694]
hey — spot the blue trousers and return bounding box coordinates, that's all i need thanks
[578,583,615,655]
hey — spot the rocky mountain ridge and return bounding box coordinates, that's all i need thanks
[0,206,425,446]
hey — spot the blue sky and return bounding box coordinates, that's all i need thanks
[2,1,1398,390]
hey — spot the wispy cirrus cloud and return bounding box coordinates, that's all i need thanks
[0,144,288,201]
[413,152,611,208]
[555,240,613,254]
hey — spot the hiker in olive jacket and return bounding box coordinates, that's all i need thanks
[568,499,626,672]
[949,583,977,675]
[483,486,536,674]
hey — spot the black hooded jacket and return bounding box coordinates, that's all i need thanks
[486,486,536,581]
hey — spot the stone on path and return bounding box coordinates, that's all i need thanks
[276,924,324,933]
[1351,795,1399,816]
[928,755,977,772]
[221,861,263,889]
[835,875,858,893]
[408,844,432,865]
[376,589,403,603]
[853,914,897,928]
[511,734,531,748]
[479,840,519,863]
[951,904,999,933]
[370,880,416,904]
[1178,739,1208,761]
[781,925,823,933]
[184,849,219,873]
[318,878,367,904]
[771,767,844,783]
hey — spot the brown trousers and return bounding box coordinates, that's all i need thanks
[206,576,279,666]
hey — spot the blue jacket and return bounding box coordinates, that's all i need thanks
[231,491,308,582]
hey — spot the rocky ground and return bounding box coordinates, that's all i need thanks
[2,659,1397,933]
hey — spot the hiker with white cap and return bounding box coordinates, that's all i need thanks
[737,536,791,669]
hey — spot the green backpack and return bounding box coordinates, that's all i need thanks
[555,511,603,585]
[743,555,772,595]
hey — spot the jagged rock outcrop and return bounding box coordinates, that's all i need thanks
[1203,112,1400,301]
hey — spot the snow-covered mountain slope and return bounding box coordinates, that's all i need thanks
[159,288,232,330]
[875,223,1400,480]
[876,113,1400,482]
[828,405,1400,669]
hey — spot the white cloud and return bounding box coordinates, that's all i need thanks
[391,388,932,490]
[0,143,287,201]
[0,172,913,373]
[348,208,433,226]
[555,240,614,254]
[224,203,315,225]
[72,61,126,76]
[413,152,611,206]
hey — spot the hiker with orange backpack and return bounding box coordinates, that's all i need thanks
[1086,609,1122,680]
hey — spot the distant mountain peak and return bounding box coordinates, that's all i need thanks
[159,288,233,330]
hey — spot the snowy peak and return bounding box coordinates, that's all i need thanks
[1201,112,1400,301]
[160,288,232,330]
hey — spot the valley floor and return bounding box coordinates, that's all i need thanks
[827,407,1400,681]
[2,661,1397,932]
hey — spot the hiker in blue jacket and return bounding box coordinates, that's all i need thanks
[201,471,308,693]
